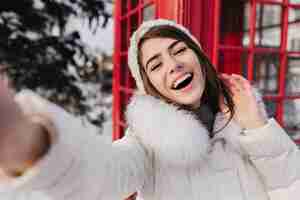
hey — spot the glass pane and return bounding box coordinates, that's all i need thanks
[130,13,139,37]
[242,3,254,46]
[218,51,248,74]
[121,20,128,51]
[120,55,128,86]
[286,56,300,95]
[220,1,246,47]
[219,2,282,47]
[265,100,277,119]
[143,4,155,21]
[290,0,300,3]
[283,99,300,136]
[255,4,282,47]
[252,53,280,95]
[120,89,126,124]
[131,0,139,10]
[288,8,300,51]
[243,3,282,47]
[121,0,128,15]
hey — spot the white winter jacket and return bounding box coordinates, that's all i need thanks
[0,90,300,200]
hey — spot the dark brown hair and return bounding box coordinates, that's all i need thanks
[137,25,235,137]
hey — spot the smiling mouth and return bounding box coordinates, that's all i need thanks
[171,73,194,90]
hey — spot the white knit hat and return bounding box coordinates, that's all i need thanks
[128,19,202,94]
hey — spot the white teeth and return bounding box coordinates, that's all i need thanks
[173,73,192,88]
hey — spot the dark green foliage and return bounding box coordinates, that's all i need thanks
[0,0,111,126]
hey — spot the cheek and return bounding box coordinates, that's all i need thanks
[149,75,164,91]
[149,75,169,95]
[191,61,206,89]
[193,60,204,80]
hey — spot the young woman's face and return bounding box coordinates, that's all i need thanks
[140,37,205,108]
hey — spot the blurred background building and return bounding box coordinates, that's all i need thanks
[113,0,300,144]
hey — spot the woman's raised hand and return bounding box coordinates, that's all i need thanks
[0,76,50,176]
[0,76,24,130]
[219,73,268,130]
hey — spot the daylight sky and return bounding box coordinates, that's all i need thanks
[67,2,114,55]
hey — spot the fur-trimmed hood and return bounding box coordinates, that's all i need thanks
[126,94,210,167]
[125,89,267,167]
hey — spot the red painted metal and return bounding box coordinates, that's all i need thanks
[212,0,220,68]
[119,86,134,94]
[277,0,289,125]
[263,95,300,100]
[255,0,285,5]
[176,0,182,24]
[113,0,122,140]
[253,19,300,32]
[247,0,257,82]
[120,1,154,20]
[293,140,300,145]
[219,45,249,52]
[289,51,300,56]
[185,0,204,52]
[125,0,131,107]
[156,0,179,20]
[289,4,300,9]
[186,0,191,27]
[221,38,244,75]
[138,0,142,24]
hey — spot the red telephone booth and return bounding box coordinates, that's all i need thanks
[113,0,300,143]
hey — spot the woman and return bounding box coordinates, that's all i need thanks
[0,19,299,200]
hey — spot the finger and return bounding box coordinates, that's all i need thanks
[0,75,9,92]
[219,73,230,79]
[231,75,255,98]
[0,76,19,116]
[218,95,231,120]
[220,74,242,93]
[231,74,252,90]
[219,73,235,86]
[220,74,237,90]
[218,94,225,110]
[219,74,239,94]
[229,74,246,92]
[0,76,15,98]
[231,73,249,83]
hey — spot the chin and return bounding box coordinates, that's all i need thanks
[174,94,202,108]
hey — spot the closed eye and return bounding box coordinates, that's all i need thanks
[151,63,162,72]
[174,47,187,55]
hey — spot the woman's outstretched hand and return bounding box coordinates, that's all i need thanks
[0,76,50,177]
[219,73,268,130]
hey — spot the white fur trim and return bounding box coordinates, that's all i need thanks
[125,93,210,167]
[125,87,268,165]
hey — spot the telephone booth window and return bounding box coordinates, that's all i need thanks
[143,3,156,21]
[215,0,300,143]
[113,0,157,140]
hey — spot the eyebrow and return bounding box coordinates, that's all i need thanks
[145,40,182,70]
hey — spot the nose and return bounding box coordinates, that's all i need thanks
[165,53,184,74]
[170,64,184,74]
[168,57,184,74]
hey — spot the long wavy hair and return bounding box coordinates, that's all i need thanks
[137,25,235,137]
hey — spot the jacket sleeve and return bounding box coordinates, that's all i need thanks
[0,90,151,200]
[239,118,300,200]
